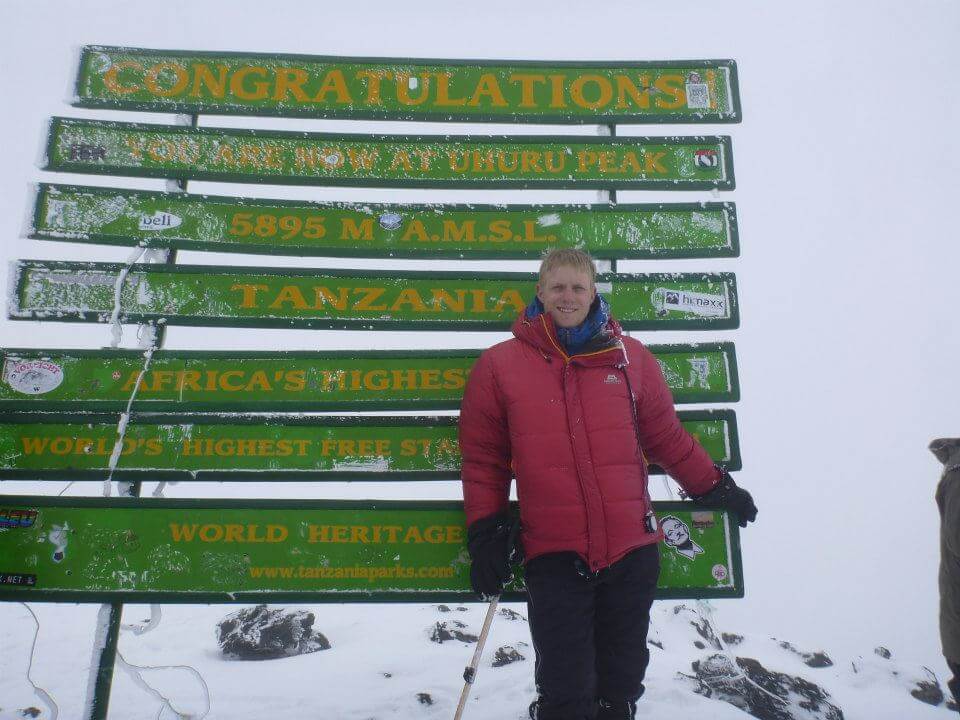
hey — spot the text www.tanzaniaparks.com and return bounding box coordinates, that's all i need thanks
[249,564,456,582]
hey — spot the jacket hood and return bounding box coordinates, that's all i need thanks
[511,308,627,366]
[930,438,960,471]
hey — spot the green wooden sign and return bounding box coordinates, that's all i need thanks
[0,496,743,602]
[32,184,739,260]
[44,118,734,190]
[9,262,739,331]
[74,46,742,124]
[0,410,739,480]
[0,344,739,411]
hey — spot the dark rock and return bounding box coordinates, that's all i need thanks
[687,653,844,720]
[804,653,833,669]
[673,604,722,650]
[499,607,527,621]
[457,606,469,611]
[874,646,892,659]
[492,645,526,667]
[383,672,392,678]
[430,621,478,644]
[417,693,434,705]
[694,641,706,649]
[722,633,744,646]
[649,639,664,650]
[21,710,42,719]
[911,679,944,706]
[216,605,330,660]
[437,604,451,612]
[778,640,833,668]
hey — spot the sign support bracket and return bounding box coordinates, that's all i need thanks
[84,113,198,720]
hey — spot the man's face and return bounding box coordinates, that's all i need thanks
[536,265,596,329]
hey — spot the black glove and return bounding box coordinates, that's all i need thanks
[466,513,519,598]
[691,469,757,528]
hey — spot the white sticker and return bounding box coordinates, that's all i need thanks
[712,564,728,581]
[139,211,182,231]
[661,515,704,560]
[3,359,65,395]
[537,213,561,227]
[379,212,403,230]
[694,149,719,168]
[595,282,613,295]
[651,288,726,318]
[322,150,343,168]
[686,82,711,110]
[48,523,69,563]
[36,271,116,287]
[45,199,79,228]
[686,358,711,389]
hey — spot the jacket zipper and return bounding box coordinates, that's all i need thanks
[620,365,654,525]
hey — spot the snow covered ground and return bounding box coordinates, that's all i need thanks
[1,599,954,719]
[3,0,960,718]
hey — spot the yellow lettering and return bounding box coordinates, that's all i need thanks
[102,61,143,94]
[468,73,507,107]
[391,288,427,312]
[144,63,188,97]
[230,66,270,101]
[569,74,613,110]
[190,63,229,99]
[273,67,310,102]
[312,69,352,103]
[231,283,268,308]
[268,285,310,310]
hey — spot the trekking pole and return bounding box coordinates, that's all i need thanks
[453,594,499,720]
[453,516,521,719]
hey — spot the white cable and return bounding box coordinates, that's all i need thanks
[108,245,148,349]
[101,346,156,497]
[121,604,163,635]
[19,603,60,719]
[116,651,211,720]
[695,600,786,706]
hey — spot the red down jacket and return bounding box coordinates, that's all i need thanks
[459,311,721,572]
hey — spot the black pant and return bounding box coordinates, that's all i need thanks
[948,659,960,710]
[525,544,660,720]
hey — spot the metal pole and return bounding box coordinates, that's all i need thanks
[83,112,197,720]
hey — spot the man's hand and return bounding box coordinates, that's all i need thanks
[691,470,757,528]
[466,513,517,598]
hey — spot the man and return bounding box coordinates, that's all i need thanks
[459,248,757,720]
[931,437,960,710]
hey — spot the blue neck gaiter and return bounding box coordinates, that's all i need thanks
[525,294,611,355]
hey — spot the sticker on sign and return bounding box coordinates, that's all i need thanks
[3,359,64,395]
[652,288,726,318]
[139,211,182,231]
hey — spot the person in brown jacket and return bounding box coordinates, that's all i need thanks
[931,437,960,709]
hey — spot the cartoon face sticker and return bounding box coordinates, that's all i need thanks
[48,523,70,563]
[660,516,704,560]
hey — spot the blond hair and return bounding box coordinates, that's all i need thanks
[538,248,597,285]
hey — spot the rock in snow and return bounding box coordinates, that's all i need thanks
[685,653,844,720]
[429,620,478,644]
[216,604,331,660]
[492,644,527,666]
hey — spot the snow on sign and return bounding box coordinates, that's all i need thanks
[32,184,739,260]
[0,410,740,480]
[9,262,739,331]
[0,344,739,411]
[43,118,735,190]
[73,46,742,124]
[0,497,743,601]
